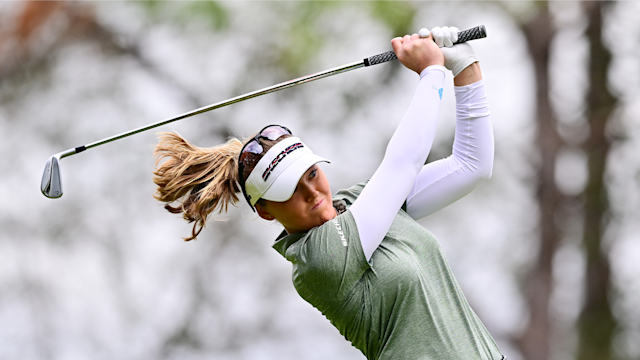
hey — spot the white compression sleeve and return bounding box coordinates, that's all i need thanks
[350,65,446,261]
[405,79,493,220]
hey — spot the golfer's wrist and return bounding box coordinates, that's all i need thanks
[453,62,482,86]
[420,65,447,79]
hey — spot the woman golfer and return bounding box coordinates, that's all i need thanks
[153,26,504,360]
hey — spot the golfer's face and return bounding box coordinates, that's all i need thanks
[261,164,336,234]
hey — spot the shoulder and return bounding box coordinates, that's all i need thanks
[293,210,370,299]
[302,210,359,256]
[295,209,368,275]
[333,180,369,204]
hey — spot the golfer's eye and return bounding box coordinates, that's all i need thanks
[309,170,317,179]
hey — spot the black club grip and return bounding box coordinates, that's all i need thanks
[364,25,487,67]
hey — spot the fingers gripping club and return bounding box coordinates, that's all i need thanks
[363,25,486,66]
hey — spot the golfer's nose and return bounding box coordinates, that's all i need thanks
[299,182,319,201]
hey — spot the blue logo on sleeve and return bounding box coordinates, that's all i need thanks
[438,88,443,99]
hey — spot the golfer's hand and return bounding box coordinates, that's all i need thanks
[391,32,444,75]
[432,26,479,77]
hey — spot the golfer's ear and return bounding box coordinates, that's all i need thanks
[255,203,275,221]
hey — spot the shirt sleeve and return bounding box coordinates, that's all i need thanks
[405,79,493,220]
[349,65,446,261]
[293,209,370,301]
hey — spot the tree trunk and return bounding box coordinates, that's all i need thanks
[577,2,617,360]
[518,2,564,359]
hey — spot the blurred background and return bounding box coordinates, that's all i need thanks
[1,1,639,359]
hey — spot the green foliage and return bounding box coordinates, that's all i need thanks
[178,1,229,31]
[369,1,416,37]
[137,1,230,31]
[273,1,342,76]
[136,1,414,77]
[137,0,163,14]
[274,1,414,76]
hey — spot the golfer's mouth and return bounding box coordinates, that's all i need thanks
[312,199,324,211]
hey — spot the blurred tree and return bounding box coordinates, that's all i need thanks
[0,1,64,79]
[0,1,230,108]
[514,2,564,359]
[577,2,617,360]
[505,1,620,360]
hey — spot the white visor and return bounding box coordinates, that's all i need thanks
[245,136,330,206]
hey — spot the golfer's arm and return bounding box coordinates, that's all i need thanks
[405,77,493,220]
[350,65,446,261]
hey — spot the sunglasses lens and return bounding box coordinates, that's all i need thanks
[242,140,263,155]
[261,126,291,141]
[240,141,263,167]
[239,125,292,170]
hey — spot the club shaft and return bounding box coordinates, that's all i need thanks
[61,60,365,160]
[60,24,487,160]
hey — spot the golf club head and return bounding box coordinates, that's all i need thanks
[41,156,63,198]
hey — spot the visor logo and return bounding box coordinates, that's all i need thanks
[262,142,304,181]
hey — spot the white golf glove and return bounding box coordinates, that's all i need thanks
[431,26,478,77]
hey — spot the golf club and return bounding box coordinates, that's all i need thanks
[41,25,487,199]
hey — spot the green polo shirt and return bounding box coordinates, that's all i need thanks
[273,182,503,360]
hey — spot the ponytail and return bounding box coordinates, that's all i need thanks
[153,132,243,241]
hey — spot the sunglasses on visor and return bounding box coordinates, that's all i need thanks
[238,124,292,209]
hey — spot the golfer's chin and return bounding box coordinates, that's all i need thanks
[293,207,336,233]
[314,199,338,225]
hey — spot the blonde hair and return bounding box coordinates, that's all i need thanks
[153,131,290,241]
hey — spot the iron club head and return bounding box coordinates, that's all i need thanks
[41,155,63,198]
